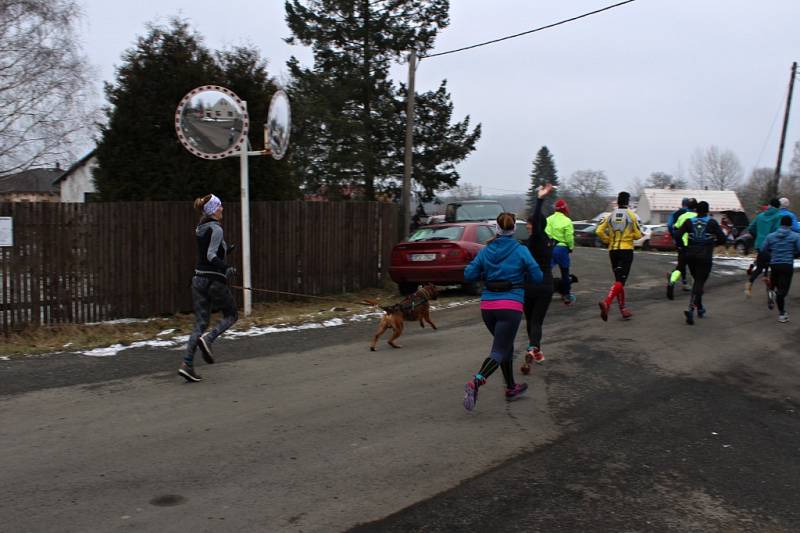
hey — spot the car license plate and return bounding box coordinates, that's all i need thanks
[410,253,436,261]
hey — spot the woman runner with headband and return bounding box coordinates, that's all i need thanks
[462,212,543,411]
[179,194,238,382]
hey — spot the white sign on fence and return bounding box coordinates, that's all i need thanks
[0,217,13,247]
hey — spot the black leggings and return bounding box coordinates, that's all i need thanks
[686,258,712,309]
[770,264,794,314]
[749,250,771,283]
[609,250,634,285]
[524,271,554,349]
[476,308,523,388]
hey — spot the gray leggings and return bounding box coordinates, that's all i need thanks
[185,275,238,365]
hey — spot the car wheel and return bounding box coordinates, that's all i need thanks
[641,240,650,251]
[735,242,747,255]
[461,282,481,296]
[398,282,419,295]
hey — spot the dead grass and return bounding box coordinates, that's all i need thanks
[1,285,473,358]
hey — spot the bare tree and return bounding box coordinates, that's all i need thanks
[689,146,743,190]
[0,0,98,176]
[645,171,688,189]
[562,169,611,220]
[448,182,481,201]
[737,167,774,214]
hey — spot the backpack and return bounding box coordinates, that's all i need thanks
[688,216,715,246]
[608,209,632,233]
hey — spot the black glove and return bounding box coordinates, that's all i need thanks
[225,267,237,280]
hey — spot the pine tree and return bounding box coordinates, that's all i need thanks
[285,0,480,201]
[527,146,559,216]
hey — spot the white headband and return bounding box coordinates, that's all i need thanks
[495,223,516,236]
[204,194,222,216]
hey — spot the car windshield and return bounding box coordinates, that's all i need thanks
[577,224,596,232]
[407,226,464,242]
[448,202,503,222]
[573,222,592,231]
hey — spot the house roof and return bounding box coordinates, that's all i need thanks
[641,188,743,212]
[0,168,62,194]
[53,150,97,184]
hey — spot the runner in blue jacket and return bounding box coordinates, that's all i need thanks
[762,215,800,322]
[462,212,543,411]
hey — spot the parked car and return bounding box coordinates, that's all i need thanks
[634,224,663,250]
[648,225,676,251]
[444,200,504,223]
[734,230,754,255]
[389,222,494,295]
[574,223,602,247]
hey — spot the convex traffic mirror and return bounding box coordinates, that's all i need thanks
[175,85,249,159]
[266,90,291,160]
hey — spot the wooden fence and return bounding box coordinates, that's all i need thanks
[0,201,400,334]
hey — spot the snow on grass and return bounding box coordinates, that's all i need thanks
[76,297,480,357]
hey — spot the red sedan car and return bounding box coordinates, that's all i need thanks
[389,222,494,294]
[648,225,677,251]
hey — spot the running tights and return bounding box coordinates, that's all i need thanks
[770,264,794,314]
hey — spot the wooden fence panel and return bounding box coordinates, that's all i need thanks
[0,201,399,334]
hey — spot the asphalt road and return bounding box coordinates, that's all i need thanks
[1,247,798,532]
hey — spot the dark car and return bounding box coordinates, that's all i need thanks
[389,222,493,295]
[574,223,602,247]
[648,225,676,251]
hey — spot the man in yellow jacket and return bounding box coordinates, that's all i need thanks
[545,199,575,304]
[595,191,642,321]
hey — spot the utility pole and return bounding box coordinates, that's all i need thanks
[772,61,797,198]
[402,49,417,237]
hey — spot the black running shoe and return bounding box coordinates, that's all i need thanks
[198,335,215,364]
[666,277,675,300]
[684,309,694,325]
[178,363,202,382]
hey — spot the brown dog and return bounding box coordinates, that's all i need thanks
[370,283,439,351]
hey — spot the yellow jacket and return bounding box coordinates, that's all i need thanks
[596,208,642,250]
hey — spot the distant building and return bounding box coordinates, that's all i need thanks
[206,98,240,120]
[53,151,97,203]
[637,188,743,224]
[0,167,62,202]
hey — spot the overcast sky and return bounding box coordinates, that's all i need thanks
[79,0,799,194]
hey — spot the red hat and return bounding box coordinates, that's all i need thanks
[554,199,569,215]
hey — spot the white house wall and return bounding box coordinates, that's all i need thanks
[60,159,97,202]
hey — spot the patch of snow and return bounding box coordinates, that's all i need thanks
[0,356,10,361]
[157,329,176,336]
[84,318,156,326]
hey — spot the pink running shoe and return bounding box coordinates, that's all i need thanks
[505,383,529,401]
[620,307,633,320]
[532,347,545,364]
[463,376,484,411]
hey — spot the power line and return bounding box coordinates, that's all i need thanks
[420,0,638,59]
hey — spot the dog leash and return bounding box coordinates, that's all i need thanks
[230,284,379,306]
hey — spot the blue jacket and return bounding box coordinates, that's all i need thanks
[762,227,800,265]
[464,235,543,303]
[667,207,687,242]
[778,208,800,232]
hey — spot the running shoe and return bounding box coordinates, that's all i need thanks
[563,293,577,305]
[505,383,529,401]
[666,274,675,300]
[778,313,789,323]
[696,306,706,318]
[744,281,752,297]
[178,363,202,382]
[463,376,484,411]
[599,301,609,321]
[198,334,215,364]
[532,347,545,364]
[684,309,694,325]
[521,348,534,374]
[620,307,633,320]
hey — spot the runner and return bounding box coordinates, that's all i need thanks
[777,197,800,231]
[762,215,800,322]
[462,212,543,411]
[745,198,781,297]
[522,184,555,375]
[180,194,239,382]
[666,198,696,299]
[675,201,726,325]
[596,191,642,321]
[545,198,576,304]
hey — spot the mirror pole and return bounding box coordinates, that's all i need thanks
[240,100,253,316]
[402,49,416,237]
